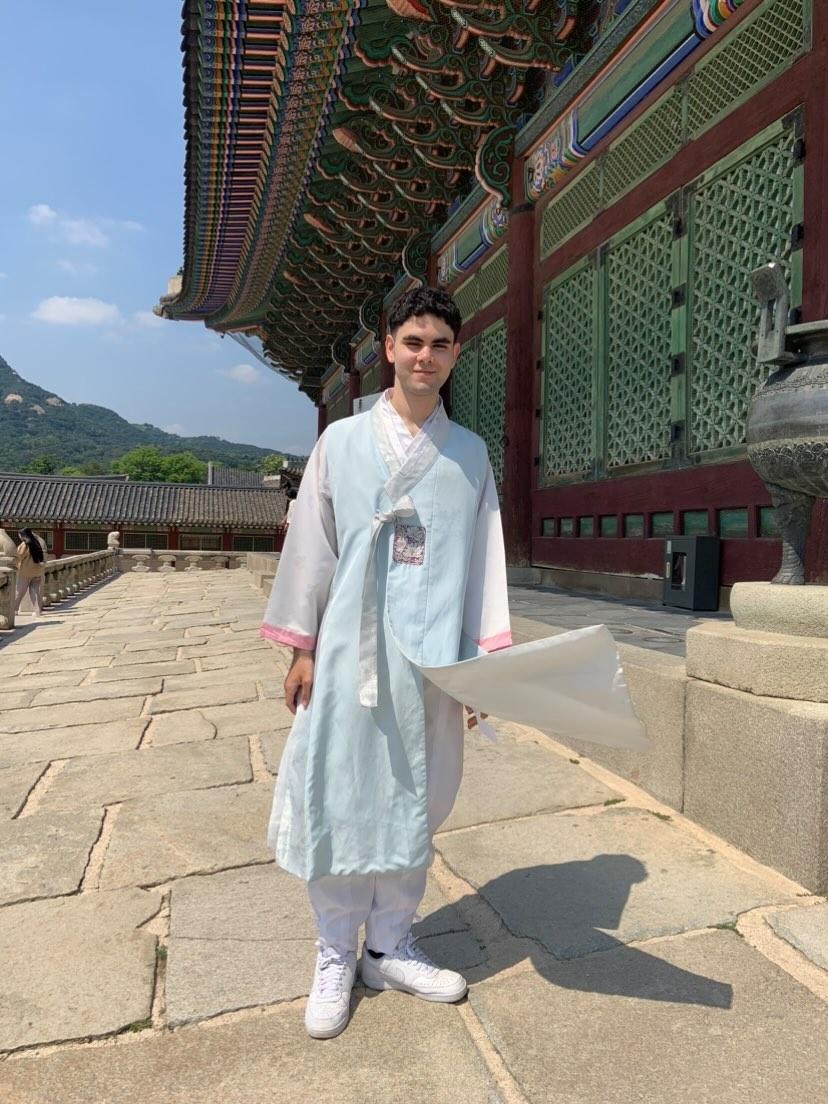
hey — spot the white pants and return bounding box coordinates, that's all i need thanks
[15,576,43,615]
[308,681,463,955]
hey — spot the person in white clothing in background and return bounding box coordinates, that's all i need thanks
[260,287,511,1039]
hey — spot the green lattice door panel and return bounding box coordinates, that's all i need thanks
[449,325,507,487]
[605,208,674,469]
[477,321,507,486]
[542,262,595,482]
[450,345,477,432]
[688,123,801,455]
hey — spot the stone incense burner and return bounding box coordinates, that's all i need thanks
[746,263,828,584]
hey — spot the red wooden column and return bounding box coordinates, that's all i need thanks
[167,526,179,550]
[222,528,233,553]
[501,159,538,566]
[801,4,828,581]
[317,403,327,437]
[52,523,65,558]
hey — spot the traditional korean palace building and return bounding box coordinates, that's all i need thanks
[158,0,828,595]
[0,473,286,555]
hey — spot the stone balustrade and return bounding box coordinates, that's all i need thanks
[117,549,248,573]
[41,550,119,608]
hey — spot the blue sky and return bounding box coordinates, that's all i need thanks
[0,1,317,455]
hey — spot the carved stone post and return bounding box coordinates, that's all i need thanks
[0,528,16,630]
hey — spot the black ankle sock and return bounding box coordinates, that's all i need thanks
[366,948,383,959]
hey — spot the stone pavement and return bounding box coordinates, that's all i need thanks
[1,570,827,1103]
[508,584,732,656]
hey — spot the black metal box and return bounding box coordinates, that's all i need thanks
[662,535,720,611]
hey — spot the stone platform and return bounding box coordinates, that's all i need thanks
[0,570,826,1102]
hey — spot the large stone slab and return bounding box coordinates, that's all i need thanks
[16,646,121,672]
[146,681,258,714]
[767,904,828,972]
[0,688,37,710]
[202,698,294,736]
[123,634,209,653]
[574,645,687,811]
[685,679,828,892]
[469,931,828,1104]
[160,669,260,692]
[413,877,486,973]
[13,669,89,689]
[200,649,280,672]
[0,888,160,1050]
[0,809,103,904]
[437,808,797,959]
[110,647,179,665]
[0,719,148,767]
[100,783,272,889]
[441,725,617,833]
[0,695,146,735]
[38,736,252,810]
[179,637,270,659]
[0,763,47,817]
[4,634,91,654]
[166,864,315,1024]
[145,709,216,747]
[89,659,196,683]
[261,727,291,773]
[31,677,162,706]
[0,990,497,1103]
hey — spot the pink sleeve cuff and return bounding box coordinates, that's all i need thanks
[260,624,316,650]
[477,630,512,653]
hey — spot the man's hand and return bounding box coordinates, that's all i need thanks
[464,705,488,731]
[285,648,314,715]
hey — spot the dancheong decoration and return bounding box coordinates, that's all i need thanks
[156,1,641,399]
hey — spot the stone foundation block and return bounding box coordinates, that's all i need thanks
[687,621,828,702]
[685,680,828,892]
[572,646,687,811]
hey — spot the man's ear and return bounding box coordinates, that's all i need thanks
[384,331,395,363]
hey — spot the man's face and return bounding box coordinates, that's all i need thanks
[385,313,460,399]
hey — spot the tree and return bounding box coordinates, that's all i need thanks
[260,453,286,475]
[111,446,206,484]
[112,446,169,482]
[163,452,207,484]
[22,455,58,474]
[59,466,85,477]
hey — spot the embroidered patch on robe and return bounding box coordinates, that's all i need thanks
[393,522,426,565]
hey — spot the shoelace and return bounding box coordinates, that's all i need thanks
[395,932,438,976]
[314,947,351,1001]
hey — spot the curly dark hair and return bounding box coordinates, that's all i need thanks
[387,286,462,340]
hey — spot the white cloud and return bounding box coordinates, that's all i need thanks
[56,258,97,277]
[133,309,165,328]
[163,423,186,436]
[27,205,143,248]
[61,218,108,247]
[218,362,262,385]
[32,296,122,326]
[28,204,57,226]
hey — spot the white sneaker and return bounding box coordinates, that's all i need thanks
[359,931,467,1003]
[305,942,356,1039]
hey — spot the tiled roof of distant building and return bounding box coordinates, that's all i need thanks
[0,473,286,529]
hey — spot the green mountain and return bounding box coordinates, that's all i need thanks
[0,354,297,472]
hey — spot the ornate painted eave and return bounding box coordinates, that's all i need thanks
[160,1,617,397]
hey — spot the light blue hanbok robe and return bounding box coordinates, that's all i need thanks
[261,397,511,881]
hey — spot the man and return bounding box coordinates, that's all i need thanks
[261,286,511,1038]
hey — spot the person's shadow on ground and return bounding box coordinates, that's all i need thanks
[416,855,733,1010]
